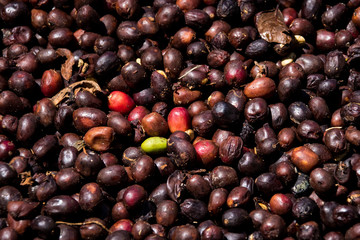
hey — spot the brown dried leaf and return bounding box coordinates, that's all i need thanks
[56,48,75,81]
[255,9,293,45]
[50,79,102,106]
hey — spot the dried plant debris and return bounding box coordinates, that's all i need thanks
[255,8,294,45]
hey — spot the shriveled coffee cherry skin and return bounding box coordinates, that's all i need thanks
[210,165,239,189]
[244,77,276,99]
[73,107,107,133]
[345,223,360,239]
[44,195,80,220]
[310,168,336,195]
[131,155,156,182]
[208,188,228,215]
[107,112,132,137]
[260,215,286,240]
[244,98,269,126]
[131,220,152,240]
[186,174,211,200]
[192,110,215,138]
[75,150,105,178]
[255,173,283,196]
[32,135,58,160]
[224,60,247,87]
[269,193,293,215]
[167,137,196,168]
[79,182,103,212]
[84,126,114,152]
[291,146,320,173]
[142,112,169,137]
[219,136,243,165]
[123,184,147,209]
[181,198,207,221]
[222,208,249,230]
[201,225,223,240]
[97,165,128,188]
[34,98,57,128]
[194,140,218,167]
[292,197,318,222]
[226,186,251,208]
[156,200,178,227]
[58,146,78,169]
[55,168,81,192]
[211,101,240,128]
[323,128,347,154]
[41,70,63,97]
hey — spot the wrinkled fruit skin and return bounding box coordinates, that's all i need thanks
[84,126,114,152]
[167,137,196,168]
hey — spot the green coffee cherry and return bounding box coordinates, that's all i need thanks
[141,137,167,154]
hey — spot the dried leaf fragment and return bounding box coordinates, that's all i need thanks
[50,80,102,106]
[255,9,293,45]
[56,48,75,81]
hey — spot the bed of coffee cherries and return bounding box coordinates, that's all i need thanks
[0,0,360,239]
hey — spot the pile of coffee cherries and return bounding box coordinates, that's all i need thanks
[0,0,360,239]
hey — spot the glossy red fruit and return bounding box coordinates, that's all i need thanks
[167,107,191,133]
[41,70,63,97]
[108,91,135,115]
[194,140,219,167]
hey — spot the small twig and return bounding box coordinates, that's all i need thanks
[324,126,343,132]
[73,140,86,152]
[56,220,110,233]
[178,65,201,80]
[185,169,207,174]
